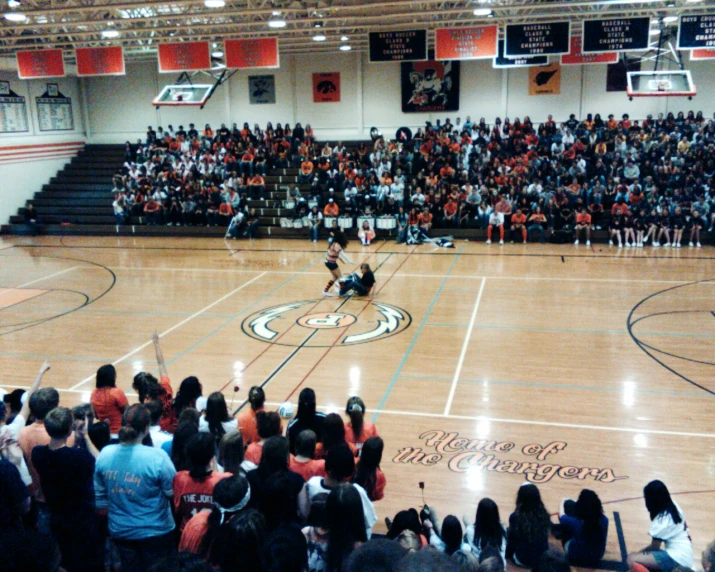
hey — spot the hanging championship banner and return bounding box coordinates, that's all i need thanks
[248,75,276,104]
[582,18,650,53]
[158,42,211,73]
[690,48,715,60]
[225,38,279,69]
[16,49,65,79]
[435,25,498,61]
[493,40,548,68]
[561,36,618,65]
[678,15,715,50]
[369,30,427,62]
[528,63,561,95]
[505,22,570,57]
[75,46,125,77]
[401,59,460,112]
[313,72,340,102]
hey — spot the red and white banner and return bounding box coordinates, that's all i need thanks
[313,72,340,103]
[435,25,498,61]
[158,42,211,73]
[690,48,715,61]
[75,46,125,77]
[561,36,618,66]
[225,38,279,69]
[16,49,66,79]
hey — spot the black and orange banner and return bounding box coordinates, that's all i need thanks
[435,25,498,61]
[528,63,561,96]
[561,36,618,66]
[158,42,211,73]
[225,38,279,69]
[16,49,66,79]
[312,72,340,103]
[75,46,125,77]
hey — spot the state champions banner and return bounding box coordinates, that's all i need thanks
[225,38,279,69]
[76,46,125,77]
[16,49,65,79]
[435,25,498,60]
[561,36,618,66]
[158,42,211,73]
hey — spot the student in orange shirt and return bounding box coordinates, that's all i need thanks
[352,436,386,502]
[249,174,265,200]
[244,411,282,465]
[237,386,265,446]
[344,397,379,457]
[299,158,315,184]
[574,206,592,246]
[509,209,528,244]
[90,364,128,439]
[314,413,357,460]
[323,198,339,217]
[218,201,234,227]
[289,430,327,481]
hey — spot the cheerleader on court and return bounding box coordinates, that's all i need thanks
[656,210,672,247]
[609,214,623,248]
[622,212,636,248]
[670,207,686,248]
[323,228,351,296]
[634,209,647,248]
[643,208,659,246]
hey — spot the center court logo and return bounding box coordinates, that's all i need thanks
[241,300,411,347]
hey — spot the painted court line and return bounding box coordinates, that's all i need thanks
[15,266,79,288]
[444,277,486,416]
[262,401,715,439]
[68,272,267,390]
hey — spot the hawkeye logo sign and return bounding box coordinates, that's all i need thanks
[242,300,411,347]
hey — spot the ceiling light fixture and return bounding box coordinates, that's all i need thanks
[340,44,351,51]
[662,15,677,23]
[101,29,120,38]
[473,8,492,16]
[268,11,286,28]
[313,34,326,42]
[204,0,226,8]
[212,50,224,58]
[4,11,26,21]
[8,0,21,7]
[649,28,661,35]
[340,35,349,41]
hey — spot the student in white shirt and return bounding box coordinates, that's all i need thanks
[146,400,172,450]
[627,480,693,572]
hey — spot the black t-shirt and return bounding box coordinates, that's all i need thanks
[287,412,326,454]
[0,459,29,530]
[32,445,96,526]
[360,271,376,289]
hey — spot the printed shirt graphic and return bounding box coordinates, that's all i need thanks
[173,471,231,532]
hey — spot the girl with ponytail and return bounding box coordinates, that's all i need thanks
[344,397,379,456]
[237,386,266,445]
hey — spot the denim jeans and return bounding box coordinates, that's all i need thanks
[113,531,175,572]
[310,225,319,241]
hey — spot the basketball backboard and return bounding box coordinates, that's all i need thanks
[626,70,696,99]
[152,84,214,107]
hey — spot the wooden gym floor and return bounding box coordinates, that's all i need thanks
[1,235,713,568]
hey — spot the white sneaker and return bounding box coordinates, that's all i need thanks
[653,243,659,248]
[642,236,649,244]
[689,242,694,247]
[486,239,491,245]
[499,239,504,245]
[664,242,671,247]
[638,243,643,248]
[697,242,702,248]
[609,240,613,246]
[677,243,681,248]
[618,243,623,248]
[322,290,335,297]
[574,239,579,245]
[586,240,591,246]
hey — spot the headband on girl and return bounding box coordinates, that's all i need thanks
[349,403,364,413]
[215,484,251,526]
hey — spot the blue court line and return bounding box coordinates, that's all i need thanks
[481,288,715,301]
[164,259,320,368]
[425,323,715,339]
[372,247,464,422]
[400,374,703,397]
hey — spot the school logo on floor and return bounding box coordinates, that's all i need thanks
[242,300,411,347]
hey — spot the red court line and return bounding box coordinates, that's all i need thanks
[282,246,416,403]
[217,241,389,393]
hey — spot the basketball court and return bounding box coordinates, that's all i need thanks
[0,235,712,567]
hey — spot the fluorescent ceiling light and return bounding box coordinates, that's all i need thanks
[268,13,286,28]
[8,0,21,7]
[4,12,26,21]
[102,29,120,38]
[662,15,677,23]
[340,44,351,51]
[340,35,349,41]
[473,8,492,16]
[313,34,326,42]
[649,28,661,35]
[212,50,224,57]
[204,0,226,7]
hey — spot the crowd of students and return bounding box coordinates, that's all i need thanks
[108,112,714,247]
[1,346,712,572]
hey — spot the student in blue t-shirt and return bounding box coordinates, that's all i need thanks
[94,404,177,572]
[558,489,609,567]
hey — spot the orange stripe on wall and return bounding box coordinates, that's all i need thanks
[0,146,84,159]
[0,141,84,152]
